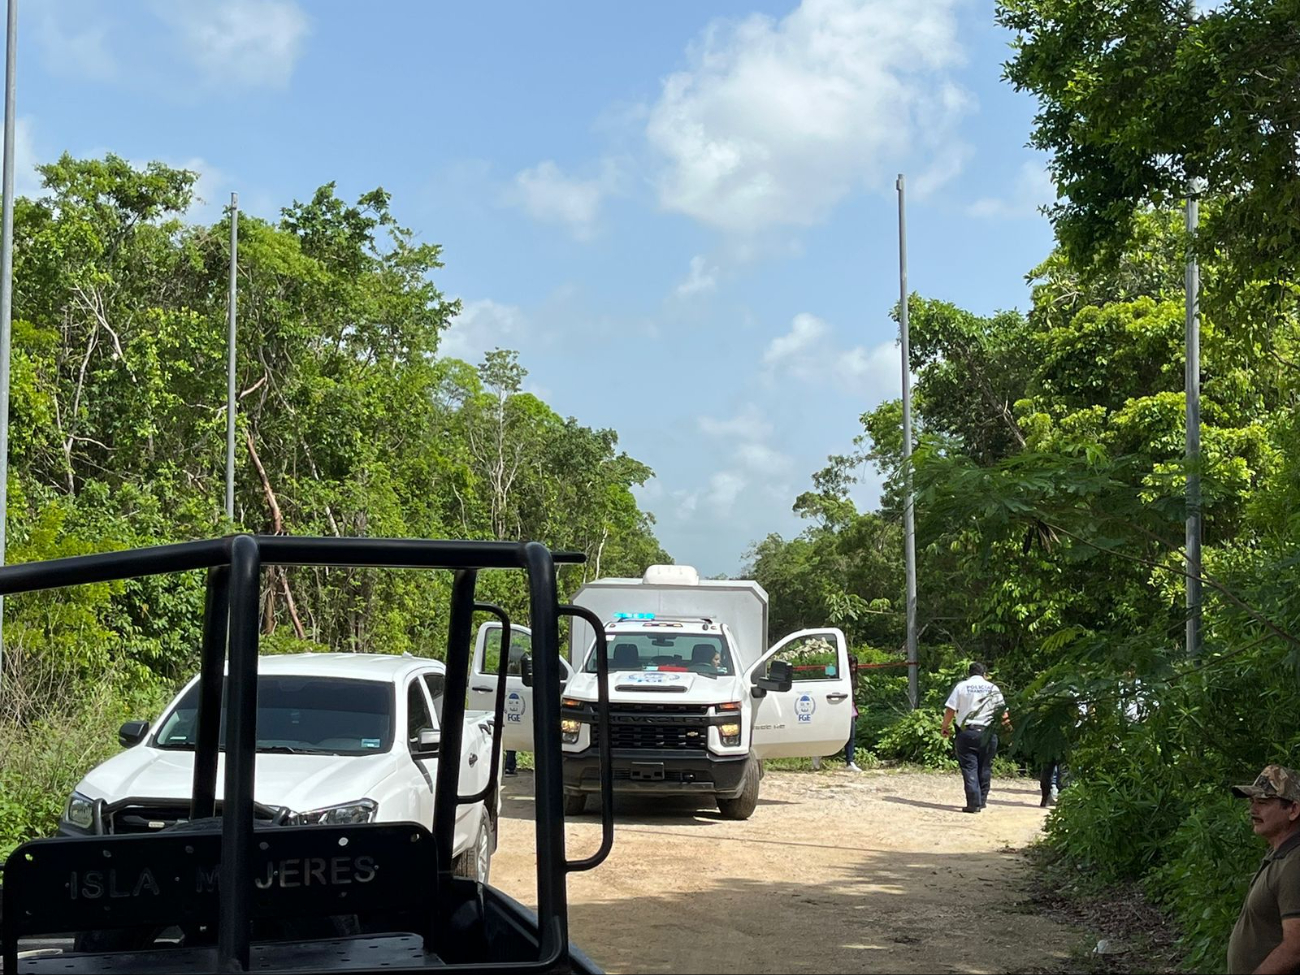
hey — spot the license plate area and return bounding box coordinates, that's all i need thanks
[629,763,665,781]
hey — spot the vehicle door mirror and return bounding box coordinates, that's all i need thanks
[118,720,150,748]
[753,660,794,696]
[416,728,440,756]
[519,653,534,688]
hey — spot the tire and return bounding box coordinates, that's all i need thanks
[453,812,494,884]
[716,758,760,821]
[562,792,587,816]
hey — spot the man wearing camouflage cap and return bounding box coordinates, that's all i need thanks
[1228,765,1300,974]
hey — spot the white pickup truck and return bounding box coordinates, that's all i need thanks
[466,566,854,820]
[60,652,499,883]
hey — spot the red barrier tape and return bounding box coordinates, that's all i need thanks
[791,660,909,671]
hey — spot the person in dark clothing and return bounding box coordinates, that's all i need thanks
[504,750,517,776]
[940,663,1013,813]
[1040,759,1061,807]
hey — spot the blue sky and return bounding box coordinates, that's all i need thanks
[18,0,1056,575]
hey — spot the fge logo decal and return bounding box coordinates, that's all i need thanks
[795,694,816,723]
[506,692,526,723]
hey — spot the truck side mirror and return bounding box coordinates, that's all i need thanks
[417,729,441,755]
[118,720,150,748]
[753,660,794,696]
[520,653,534,688]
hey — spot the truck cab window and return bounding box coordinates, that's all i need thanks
[769,634,840,682]
[422,673,446,724]
[586,633,735,677]
[485,628,533,676]
[407,681,435,749]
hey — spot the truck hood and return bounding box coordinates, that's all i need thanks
[566,671,746,705]
[76,747,405,814]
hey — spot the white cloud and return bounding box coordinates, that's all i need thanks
[674,255,718,298]
[967,158,1056,219]
[698,404,772,442]
[36,5,116,81]
[14,118,42,199]
[506,160,620,241]
[646,0,972,233]
[173,157,234,222]
[762,312,827,368]
[156,0,309,89]
[693,404,795,516]
[440,299,527,363]
[704,472,746,511]
[735,441,792,474]
[763,312,900,397]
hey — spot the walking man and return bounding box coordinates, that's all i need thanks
[1228,765,1300,974]
[940,663,1012,813]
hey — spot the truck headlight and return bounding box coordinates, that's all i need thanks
[291,799,377,825]
[64,792,95,830]
[561,718,582,744]
[719,723,742,746]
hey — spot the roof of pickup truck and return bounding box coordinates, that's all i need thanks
[604,616,723,633]
[253,652,445,682]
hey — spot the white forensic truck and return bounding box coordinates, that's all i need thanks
[467,565,853,820]
[63,653,501,885]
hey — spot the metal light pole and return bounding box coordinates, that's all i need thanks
[1185,182,1202,656]
[0,0,18,685]
[225,192,237,521]
[897,174,919,709]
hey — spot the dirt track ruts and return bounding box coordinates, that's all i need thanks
[493,768,1082,974]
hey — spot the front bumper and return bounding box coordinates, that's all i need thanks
[563,748,750,798]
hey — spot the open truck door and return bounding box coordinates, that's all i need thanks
[747,628,853,759]
[469,620,572,751]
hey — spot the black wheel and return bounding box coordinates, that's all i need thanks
[453,813,494,884]
[716,758,760,821]
[563,792,587,816]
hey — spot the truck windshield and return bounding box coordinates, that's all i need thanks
[153,676,395,756]
[585,633,734,678]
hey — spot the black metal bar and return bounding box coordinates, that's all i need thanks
[191,566,229,821]
[459,602,511,806]
[217,535,260,972]
[0,537,228,596]
[559,604,613,872]
[434,569,477,884]
[257,536,530,570]
[522,541,568,969]
[0,536,586,599]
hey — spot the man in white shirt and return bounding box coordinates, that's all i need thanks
[940,663,1013,813]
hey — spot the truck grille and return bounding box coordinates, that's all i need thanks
[591,704,711,751]
[107,802,279,834]
[607,703,710,716]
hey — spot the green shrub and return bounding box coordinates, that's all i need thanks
[1045,765,1185,885]
[876,709,957,769]
[1146,792,1258,973]
[0,666,171,860]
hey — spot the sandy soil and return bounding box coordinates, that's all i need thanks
[492,768,1083,974]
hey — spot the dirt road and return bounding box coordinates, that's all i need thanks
[493,768,1082,974]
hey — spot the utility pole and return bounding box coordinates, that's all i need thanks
[225,193,238,521]
[897,174,919,709]
[1185,181,1202,656]
[0,0,19,686]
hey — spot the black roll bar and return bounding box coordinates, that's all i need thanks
[559,604,613,873]
[0,535,599,975]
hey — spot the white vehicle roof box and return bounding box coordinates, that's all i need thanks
[642,564,699,586]
[569,568,769,669]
